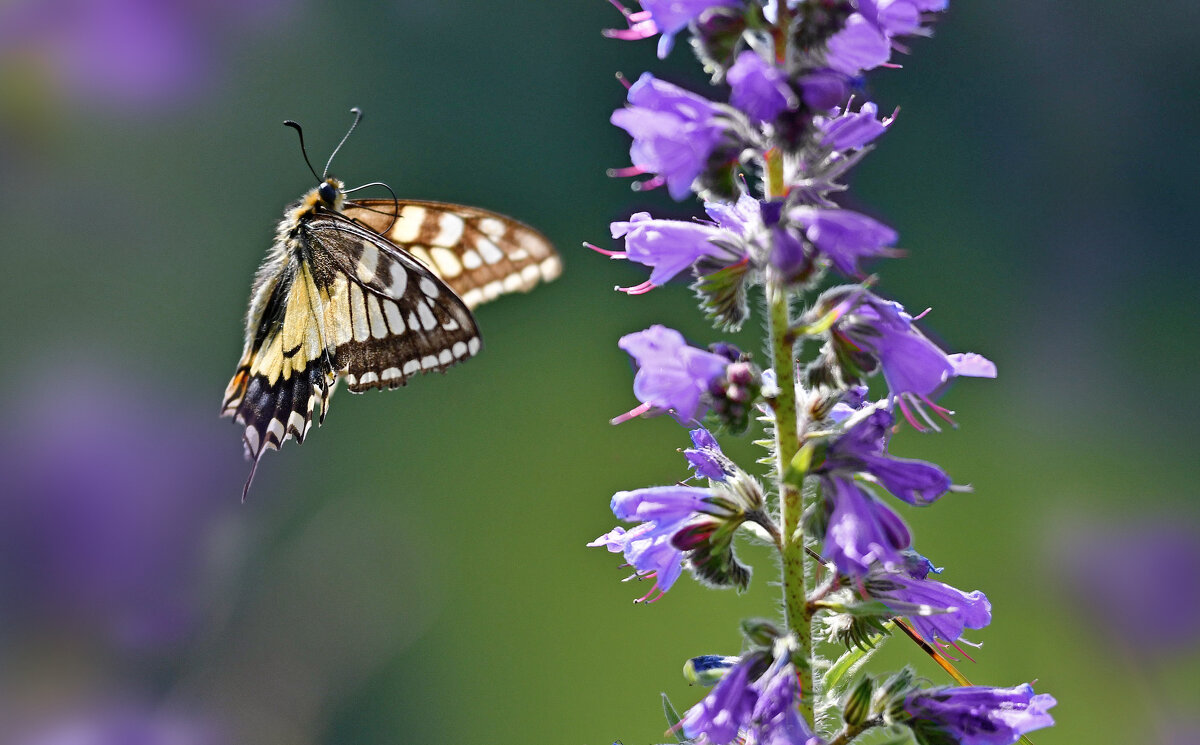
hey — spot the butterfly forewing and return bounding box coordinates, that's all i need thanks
[302,213,481,393]
[342,199,562,309]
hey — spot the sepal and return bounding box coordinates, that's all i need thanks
[693,256,751,332]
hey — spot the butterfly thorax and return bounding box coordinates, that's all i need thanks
[277,177,347,243]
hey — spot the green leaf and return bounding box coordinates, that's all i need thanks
[661,693,687,743]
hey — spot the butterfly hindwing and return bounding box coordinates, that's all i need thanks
[301,212,481,393]
[341,199,562,310]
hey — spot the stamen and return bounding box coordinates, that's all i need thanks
[611,401,653,425]
[584,241,626,258]
[606,165,646,177]
[617,279,657,295]
[631,174,666,192]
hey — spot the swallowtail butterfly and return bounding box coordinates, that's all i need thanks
[222,109,560,497]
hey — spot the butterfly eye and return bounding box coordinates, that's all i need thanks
[317,181,339,204]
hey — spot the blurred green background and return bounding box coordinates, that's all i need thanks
[0,1,1196,744]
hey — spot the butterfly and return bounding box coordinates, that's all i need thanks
[222,108,560,497]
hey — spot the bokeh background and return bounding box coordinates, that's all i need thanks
[0,1,1197,744]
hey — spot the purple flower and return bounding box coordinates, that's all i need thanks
[727,50,796,122]
[820,408,951,505]
[859,0,948,38]
[820,102,892,151]
[750,660,821,745]
[614,325,730,424]
[604,208,743,293]
[870,565,992,645]
[681,655,760,743]
[791,206,899,277]
[904,684,1057,745]
[685,427,733,481]
[829,293,996,427]
[824,13,891,76]
[799,69,850,111]
[604,0,740,58]
[611,73,727,200]
[822,475,912,576]
[590,484,726,601]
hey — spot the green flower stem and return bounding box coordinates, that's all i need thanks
[765,148,813,727]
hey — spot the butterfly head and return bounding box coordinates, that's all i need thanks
[315,177,345,210]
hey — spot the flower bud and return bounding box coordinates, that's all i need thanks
[843,675,876,726]
[740,618,783,648]
[683,654,741,686]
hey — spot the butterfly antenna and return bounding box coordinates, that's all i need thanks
[323,107,363,179]
[345,180,401,233]
[283,119,321,183]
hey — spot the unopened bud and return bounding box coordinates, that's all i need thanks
[843,675,875,726]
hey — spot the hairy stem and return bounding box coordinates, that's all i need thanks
[765,149,813,727]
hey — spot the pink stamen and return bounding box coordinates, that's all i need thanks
[615,71,633,90]
[631,174,666,192]
[634,584,665,603]
[947,639,977,663]
[911,307,932,321]
[897,397,928,432]
[617,279,657,295]
[584,241,625,258]
[610,400,653,425]
[607,165,645,177]
[919,394,956,424]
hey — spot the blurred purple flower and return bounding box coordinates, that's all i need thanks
[611,73,727,200]
[12,706,226,745]
[681,654,759,743]
[0,0,292,108]
[824,13,891,76]
[1052,516,1200,654]
[684,427,733,481]
[604,208,744,292]
[727,50,795,122]
[904,684,1057,745]
[0,373,239,650]
[799,69,850,112]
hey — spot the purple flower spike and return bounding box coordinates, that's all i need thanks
[607,211,740,291]
[824,13,891,76]
[611,73,726,200]
[615,325,730,424]
[604,0,740,58]
[822,475,911,576]
[681,656,759,743]
[727,50,796,122]
[792,206,899,277]
[905,684,1057,745]
[820,102,892,151]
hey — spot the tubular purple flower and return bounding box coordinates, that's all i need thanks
[822,474,911,576]
[824,13,891,76]
[870,566,992,645]
[820,102,891,151]
[830,294,996,425]
[904,684,1057,745]
[791,206,899,277]
[750,660,821,745]
[612,484,724,522]
[821,408,952,505]
[681,655,760,743]
[603,0,741,58]
[859,0,949,38]
[589,523,686,601]
[685,427,733,481]
[606,209,743,291]
[611,73,726,200]
[727,50,796,122]
[615,325,730,424]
